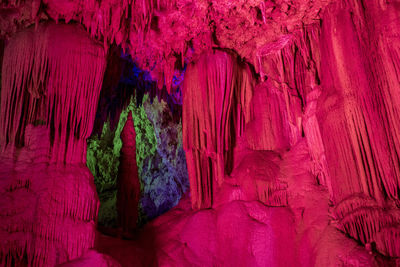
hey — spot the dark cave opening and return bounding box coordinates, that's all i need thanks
[88,46,189,234]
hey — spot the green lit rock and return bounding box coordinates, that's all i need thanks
[87,94,189,227]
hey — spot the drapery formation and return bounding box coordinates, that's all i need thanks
[316,0,400,257]
[0,23,105,266]
[0,22,106,163]
[180,0,400,257]
[182,50,253,209]
[234,0,400,257]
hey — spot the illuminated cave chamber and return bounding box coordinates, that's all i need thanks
[1,0,400,266]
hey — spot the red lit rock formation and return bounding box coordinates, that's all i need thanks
[317,0,400,257]
[0,23,105,163]
[0,159,99,266]
[245,81,291,151]
[117,112,141,234]
[0,23,105,266]
[58,250,121,267]
[213,146,288,208]
[182,50,253,209]
[0,0,331,94]
[95,140,379,267]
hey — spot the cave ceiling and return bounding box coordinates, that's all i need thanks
[0,0,332,89]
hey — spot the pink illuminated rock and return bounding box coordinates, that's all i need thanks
[0,22,106,163]
[216,149,288,207]
[245,81,291,151]
[182,50,253,209]
[0,22,105,266]
[95,140,378,267]
[0,153,99,266]
[139,198,299,267]
[58,250,121,267]
[0,0,331,95]
[317,0,400,257]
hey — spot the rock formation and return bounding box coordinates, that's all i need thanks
[0,23,105,266]
[182,50,253,209]
[117,112,140,235]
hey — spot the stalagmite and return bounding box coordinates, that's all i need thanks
[117,112,141,235]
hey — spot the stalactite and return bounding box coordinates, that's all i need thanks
[182,50,253,209]
[333,194,380,219]
[0,22,104,266]
[303,87,331,192]
[2,0,400,264]
[163,55,175,94]
[336,206,397,244]
[252,23,330,193]
[316,1,400,256]
[332,194,400,257]
[254,24,321,151]
[255,180,288,207]
[0,22,106,163]
[375,226,400,257]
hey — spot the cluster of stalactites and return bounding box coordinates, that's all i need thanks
[250,23,331,190]
[182,50,253,209]
[43,0,179,94]
[0,22,106,164]
[315,0,400,257]
[95,0,181,95]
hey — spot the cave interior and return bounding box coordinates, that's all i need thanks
[1,0,400,266]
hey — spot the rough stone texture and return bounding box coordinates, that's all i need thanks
[317,0,400,257]
[95,140,379,267]
[58,250,121,267]
[0,127,99,266]
[141,97,189,220]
